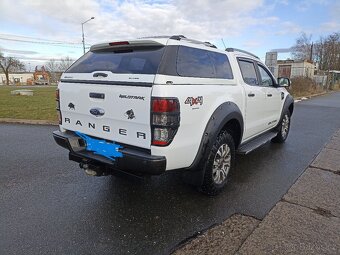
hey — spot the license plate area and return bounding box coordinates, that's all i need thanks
[75,131,123,161]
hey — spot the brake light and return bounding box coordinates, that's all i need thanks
[152,98,179,112]
[151,97,180,146]
[109,41,129,46]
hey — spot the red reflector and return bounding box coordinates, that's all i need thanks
[152,99,179,113]
[57,111,62,125]
[56,89,60,100]
[152,140,168,146]
[109,41,129,46]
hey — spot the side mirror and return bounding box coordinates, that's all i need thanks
[277,77,291,87]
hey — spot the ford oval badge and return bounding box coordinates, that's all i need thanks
[90,107,105,117]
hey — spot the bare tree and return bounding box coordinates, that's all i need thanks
[46,58,58,72]
[292,33,313,61]
[320,32,340,71]
[45,58,60,84]
[314,36,324,68]
[0,52,25,85]
[59,56,74,72]
[45,56,75,83]
[293,32,340,71]
[312,33,340,71]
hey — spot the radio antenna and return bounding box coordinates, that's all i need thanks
[221,38,226,49]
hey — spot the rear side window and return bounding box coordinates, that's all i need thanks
[211,52,233,79]
[177,46,214,78]
[176,46,233,79]
[66,47,165,74]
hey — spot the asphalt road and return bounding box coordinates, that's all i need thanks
[1,92,340,255]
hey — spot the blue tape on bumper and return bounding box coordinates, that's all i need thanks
[75,131,123,161]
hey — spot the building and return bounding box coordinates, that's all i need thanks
[265,51,316,79]
[0,72,34,85]
[276,59,315,79]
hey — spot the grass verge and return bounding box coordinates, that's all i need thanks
[0,86,57,121]
[287,77,340,98]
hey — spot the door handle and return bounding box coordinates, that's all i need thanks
[89,92,105,99]
[248,93,255,97]
[267,94,272,97]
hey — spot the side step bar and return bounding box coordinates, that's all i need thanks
[237,131,277,155]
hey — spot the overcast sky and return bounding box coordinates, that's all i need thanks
[0,0,339,69]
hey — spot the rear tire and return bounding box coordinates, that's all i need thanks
[272,110,291,143]
[201,131,235,196]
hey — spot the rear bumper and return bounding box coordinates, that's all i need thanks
[53,130,166,175]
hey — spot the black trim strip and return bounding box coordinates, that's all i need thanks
[60,79,153,87]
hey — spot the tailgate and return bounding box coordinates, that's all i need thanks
[59,76,152,149]
[58,40,166,149]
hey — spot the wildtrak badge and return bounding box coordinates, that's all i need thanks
[119,94,145,100]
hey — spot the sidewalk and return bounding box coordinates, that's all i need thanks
[174,129,340,255]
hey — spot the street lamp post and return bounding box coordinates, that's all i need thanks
[81,17,95,55]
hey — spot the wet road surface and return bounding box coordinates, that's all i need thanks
[1,92,340,255]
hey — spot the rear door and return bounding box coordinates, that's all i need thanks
[58,41,165,149]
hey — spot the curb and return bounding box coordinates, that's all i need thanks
[294,88,340,100]
[0,118,58,126]
[173,128,340,254]
[294,91,328,101]
[236,130,340,254]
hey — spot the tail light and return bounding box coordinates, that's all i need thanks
[151,97,180,146]
[56,89,62,124]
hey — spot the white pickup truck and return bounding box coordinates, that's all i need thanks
[53,35,293,195]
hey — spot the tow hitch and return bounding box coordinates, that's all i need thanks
[79,162,106,176]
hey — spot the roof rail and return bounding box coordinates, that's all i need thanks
[204,42,217,49]
[169,35,217,48]
[139,35,172,39]
[169,35,186,40]
[226,48,259,59]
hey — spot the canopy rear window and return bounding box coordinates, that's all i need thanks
[66,46,165,74]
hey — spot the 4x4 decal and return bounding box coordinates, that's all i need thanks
[185,96,203,106]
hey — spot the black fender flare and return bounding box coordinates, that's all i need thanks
[183,102,244,185]
[276,94,294,129]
